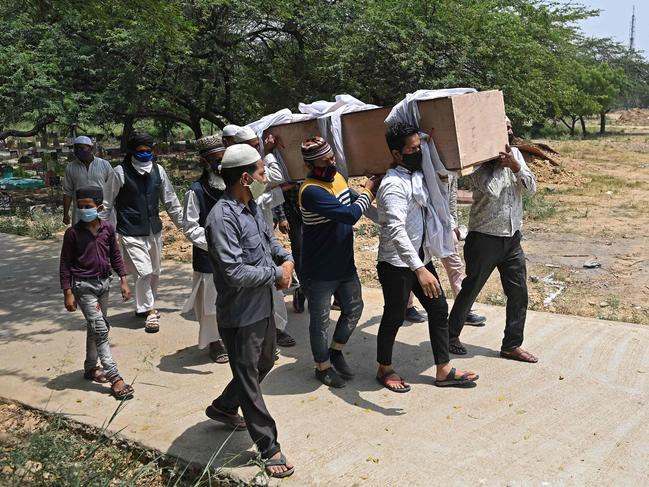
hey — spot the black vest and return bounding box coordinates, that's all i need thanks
[115,160,163,236]
[191,171,224,273]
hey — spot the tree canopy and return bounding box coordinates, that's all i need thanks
[1,0,648,141]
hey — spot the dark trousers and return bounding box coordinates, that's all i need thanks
[214,318,279,459]
[376,261,450,366]
[283,195,303,283]
[448,231,528,351]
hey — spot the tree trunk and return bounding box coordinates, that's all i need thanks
[579,116,587,136]
[599,111,606,134]
[0,116,55,141]
[189,114,203,139]
[40,128,48,149]
[120,115,135,153]
[570,118,576,136]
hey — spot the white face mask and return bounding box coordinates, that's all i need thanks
[247,179,268,200]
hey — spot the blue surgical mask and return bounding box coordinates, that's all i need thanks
[133,150,154,163]
[79,207,98,222]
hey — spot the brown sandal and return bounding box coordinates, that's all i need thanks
[109,376,134,400]
[83,367,109,383]
[500,347,538,363]
[144,314,160,333]
[376,369,411,393]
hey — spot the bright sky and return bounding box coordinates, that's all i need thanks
[556,1,647,56]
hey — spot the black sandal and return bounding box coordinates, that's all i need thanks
[434,367,478,388]
[208,340,229,364]
[205,404,246,430]
[276,330,296,347]
[264,453,295,478]
[449,339,467,355]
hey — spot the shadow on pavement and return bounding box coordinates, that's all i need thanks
[158,345,217,375]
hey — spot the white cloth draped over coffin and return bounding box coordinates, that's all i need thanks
[385,88,477,258]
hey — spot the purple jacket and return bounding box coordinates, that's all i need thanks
[60,221,127,290]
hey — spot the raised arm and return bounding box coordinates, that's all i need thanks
[512,147,537,195]
[301,185,373,226]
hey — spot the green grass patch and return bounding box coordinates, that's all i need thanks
[0,210,65,240]
[523,193,557,221]
[585,173,645,190]
[0,400,242,487]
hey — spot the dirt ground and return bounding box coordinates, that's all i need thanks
[160,111,649,326]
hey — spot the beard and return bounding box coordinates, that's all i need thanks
[208,170,225,190]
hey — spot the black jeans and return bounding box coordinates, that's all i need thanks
[448,231,528,351]
[376,261,450,366]
[214,318,280,459]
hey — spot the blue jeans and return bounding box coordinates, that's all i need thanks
[303,272,364,365]
[72,276,119,379]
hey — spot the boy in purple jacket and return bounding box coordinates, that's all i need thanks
[60,186,134,400]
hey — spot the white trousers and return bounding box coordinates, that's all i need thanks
[182,272,220,349]
[119,232,162,313]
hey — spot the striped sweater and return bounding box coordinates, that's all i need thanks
[299,173,374,280]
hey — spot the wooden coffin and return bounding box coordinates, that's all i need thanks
[263,119,321,181]
[417,90,508,172]
[340,107,393,177]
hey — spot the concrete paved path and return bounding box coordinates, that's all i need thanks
[1,233,648,486]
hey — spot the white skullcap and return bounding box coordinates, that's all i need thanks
[233,126,257,143]
[222,124,240,137]
[73,136,93,146]
[505,115,511,124]
[220,144,261,169]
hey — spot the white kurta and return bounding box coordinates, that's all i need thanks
[101,161,184,313]
[182,188,221,348]
[256,154,289,332]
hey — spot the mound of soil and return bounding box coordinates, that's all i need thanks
[610,108,649,126]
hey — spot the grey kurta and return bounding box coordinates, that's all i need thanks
[62,157,114,224]
[205,192,293,329]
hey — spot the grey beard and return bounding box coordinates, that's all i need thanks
[208,171,225,190]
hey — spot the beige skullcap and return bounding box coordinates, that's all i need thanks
[220,144,261,169]
[233,126,257,143]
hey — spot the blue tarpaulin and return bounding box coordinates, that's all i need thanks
[0,178,45,190]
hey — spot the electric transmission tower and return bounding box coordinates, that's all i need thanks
[629,5,636,51]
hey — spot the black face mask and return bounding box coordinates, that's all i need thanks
[400,150,423,172]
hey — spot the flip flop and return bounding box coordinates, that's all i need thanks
[376,369,411,393]
[264,453,295,479]
[205,405,246,430]
[435,367,479,388]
